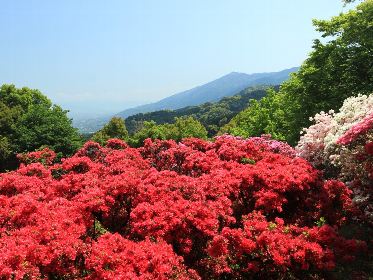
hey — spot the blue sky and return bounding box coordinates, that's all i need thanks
[0,0,356,118]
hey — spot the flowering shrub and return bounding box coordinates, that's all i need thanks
[337,112,373,146]
[86,234,199,280]
[296,94,373,223]
[0,137,366,279]
[248,134,296,158]
[297,94,373,166]
[16,148,56,166]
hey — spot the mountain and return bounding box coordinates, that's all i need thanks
[74,67,298,133]
[116,67,298,119]
[125,85,271,136]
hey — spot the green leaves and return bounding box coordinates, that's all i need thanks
[0,136,11,162]
[16,104,81,155]
[0,84,82,171]
[315,217,327,227]
[285,0,373,142]
[130,116,208,146]
[221,1,373,146]
[92,117,129,145]
[221,88,294,143]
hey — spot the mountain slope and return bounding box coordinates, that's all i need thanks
[74,67,298,133]
[116,67,298,119]
[125,85,272,136]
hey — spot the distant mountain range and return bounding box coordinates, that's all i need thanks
[74,67,299,133]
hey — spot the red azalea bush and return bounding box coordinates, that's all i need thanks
[86,234,199,280]
[16,147,56,166]
[0,136,367,279]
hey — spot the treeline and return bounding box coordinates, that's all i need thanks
[92,116,208,147]
[125,86,270,136]
[87,86,270,147]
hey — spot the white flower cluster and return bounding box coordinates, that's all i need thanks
[296,94,373,167]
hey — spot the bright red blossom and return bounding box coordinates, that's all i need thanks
[364,142,373,155]
[0,136,366,279]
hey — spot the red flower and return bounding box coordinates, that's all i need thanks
[364,142,373,155]
[0,136,365,279]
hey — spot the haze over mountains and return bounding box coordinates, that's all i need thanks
[74,67,299,133]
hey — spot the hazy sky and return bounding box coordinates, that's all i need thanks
[0,0,356,119]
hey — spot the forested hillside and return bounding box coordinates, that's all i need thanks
[125,86,271,135]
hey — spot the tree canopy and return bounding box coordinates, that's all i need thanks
[223,0,373,145]
[0,84,81,170]
[130,116,208,146]
[220,89,296,141]
[92,117,129,145]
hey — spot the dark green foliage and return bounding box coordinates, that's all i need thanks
[16,105,81,155]
[0,84,82,170]
[130,116,208,147]
[81,133,94,142]
[0,137,11,162]
[92,117,129,145]
[125,86,269,136]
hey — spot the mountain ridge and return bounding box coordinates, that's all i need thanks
[74,67,299,133]
[115,67,299,119]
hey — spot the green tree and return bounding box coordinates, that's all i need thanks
[92,117,129,145]
[15,104,81,155]
[130,117,208,147]
[0,136,11,162]
[284,0,373,144]
[0,84,82,170]
[173,116,208,140]
[220,88,296,140]
[129,121,168,146]
[222,1,373,145]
